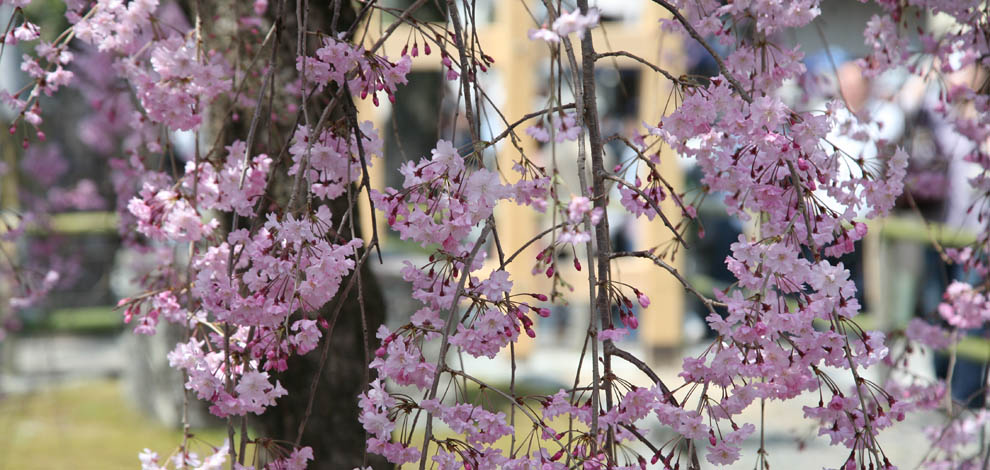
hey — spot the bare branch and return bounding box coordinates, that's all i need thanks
[610,250,725,316]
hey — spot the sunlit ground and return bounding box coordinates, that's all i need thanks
[394,381,598,469]
[397,414,595,470]
[0,380,226,470]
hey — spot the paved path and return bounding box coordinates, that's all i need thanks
[459,341,952,469]
[0,331,967,468]
[0,334,124,394]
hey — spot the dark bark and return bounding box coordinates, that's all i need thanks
[257,232,387,470]
[192,1,387,468]
[253,2,388,469]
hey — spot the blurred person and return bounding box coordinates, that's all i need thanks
[898,60,988,407]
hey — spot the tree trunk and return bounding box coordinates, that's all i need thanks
[255,2,388,469]
[195,1,388,468]
[257,239,387,470]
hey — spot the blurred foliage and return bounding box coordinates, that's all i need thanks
[460,378,565,414]
[20,0,68,43]
[871,218,977,247]
[20,305,122,335]
[954,336,990,363]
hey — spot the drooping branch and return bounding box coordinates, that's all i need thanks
[595,51,681,85]
[610,250,724,317]
[417,222,494,470]
[602,174,688,248]
[576,0,619,460]
[647,0,752,103]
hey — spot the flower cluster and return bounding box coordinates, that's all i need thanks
[5,1,990,470]
[122,291,188,336]
[556,196,602,245]
[659,0,819,37]
[527,8,601,43]
[185,140,272,217]
[192,210,361,328]
[288,121,382,201]
[129,36,232,131]
[297,37,411,106]
[371,140,514,252]
[73,0,158,53]
[127,178,219,243]
[168,339,288,418]
[360,137,569,466]
[938,281,990,329]
[139,440,228,470]
[860,15,909,77]
[525,111,581,143]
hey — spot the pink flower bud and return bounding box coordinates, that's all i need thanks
[854,221,868,238]
[123,306,135,323]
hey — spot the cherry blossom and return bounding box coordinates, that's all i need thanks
[2,1,989,469]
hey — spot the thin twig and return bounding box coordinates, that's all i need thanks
[602,174,689,248]
[595,51,681,84]
[417,222,494,470]
[294,241,377,445]
[610,250,725,316]
[647,0,752,103]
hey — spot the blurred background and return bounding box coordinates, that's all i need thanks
[0,0,984,468]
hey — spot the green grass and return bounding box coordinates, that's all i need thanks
[459,378,565,414]
[20,306,123,336]
[0,380,226,470]
[46,307,123,334]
